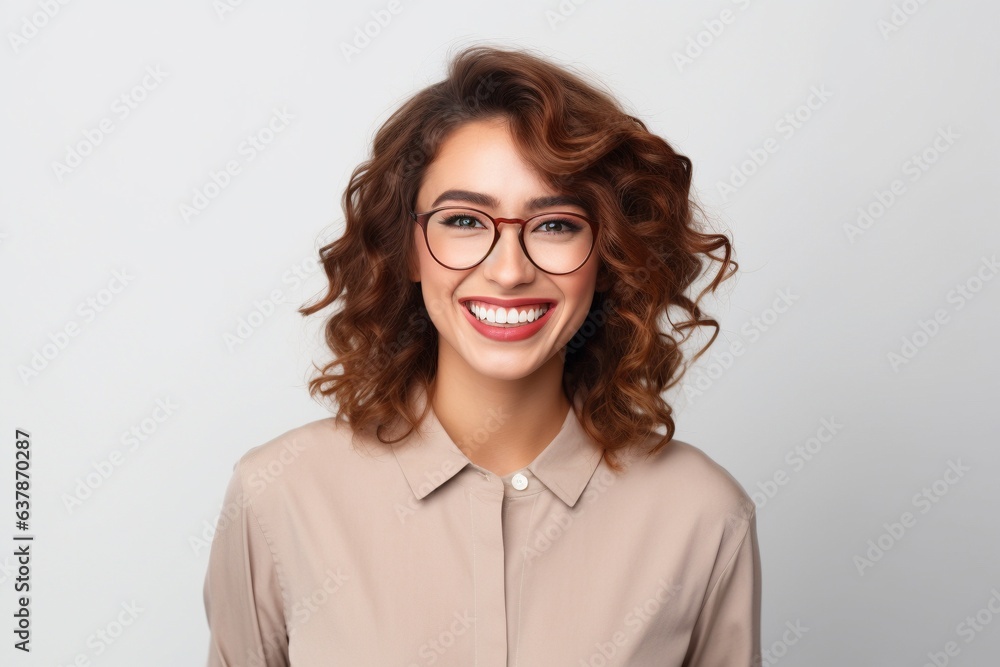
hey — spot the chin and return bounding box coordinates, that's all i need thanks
[466,356,541,380]
[473,354,534,372]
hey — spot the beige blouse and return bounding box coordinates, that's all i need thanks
[203,385,761,666]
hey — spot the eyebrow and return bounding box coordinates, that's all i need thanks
[429,189,587,213]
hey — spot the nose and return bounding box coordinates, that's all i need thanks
[481,221,535,284]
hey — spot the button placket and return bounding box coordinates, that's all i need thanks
[467,483,508,664]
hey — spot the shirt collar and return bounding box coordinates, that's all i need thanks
[389,384,605,508]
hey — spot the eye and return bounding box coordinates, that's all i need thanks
[440,214,486,229]
[532,216,585,234]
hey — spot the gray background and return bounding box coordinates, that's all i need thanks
[2,0,998,665]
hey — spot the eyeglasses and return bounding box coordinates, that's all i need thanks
[411,206,597,275]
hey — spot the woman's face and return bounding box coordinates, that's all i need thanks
[410,117,603,384]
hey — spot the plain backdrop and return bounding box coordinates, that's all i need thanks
[2,1,998,665]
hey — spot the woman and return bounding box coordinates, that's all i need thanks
[203,44,761,666]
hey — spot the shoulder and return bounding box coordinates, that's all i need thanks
[237,417,341,467]
[618,435,756,529]
[231,416,394,498]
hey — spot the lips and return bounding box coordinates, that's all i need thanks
[460,298,555,341]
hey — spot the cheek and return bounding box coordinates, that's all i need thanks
[421,284,450,323]
[566,266,600,307]
[568,295,596,330]
[412,229,447,289]
[415,262,465,320]
[559,273,600,331]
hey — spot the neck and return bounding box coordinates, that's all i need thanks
[428,348,571,478]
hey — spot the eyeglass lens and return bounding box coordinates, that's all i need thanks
[424,208,593,274]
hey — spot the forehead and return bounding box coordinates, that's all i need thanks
[424,118,522,175]
[417,119,565,209]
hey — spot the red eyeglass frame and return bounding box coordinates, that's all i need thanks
[410,206,598,276]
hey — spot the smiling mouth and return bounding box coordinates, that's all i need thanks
[463,300,552,327]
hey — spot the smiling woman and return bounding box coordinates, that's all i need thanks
[202,44,760,666]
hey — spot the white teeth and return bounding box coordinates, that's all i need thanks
[465,301,550,326]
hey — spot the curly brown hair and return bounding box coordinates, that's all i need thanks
[300,44,737,473]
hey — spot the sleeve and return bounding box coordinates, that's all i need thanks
[682,509,762,667]
[203,458,290,667]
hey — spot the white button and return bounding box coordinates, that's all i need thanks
[511,473,528,490]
